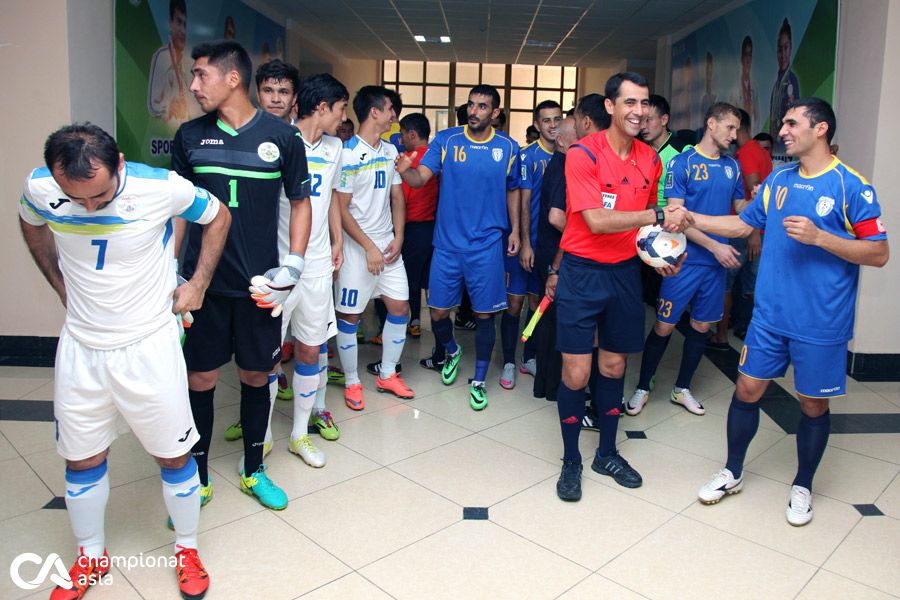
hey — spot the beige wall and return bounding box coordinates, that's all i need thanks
[579,65,625,96]
[1,1,71,336]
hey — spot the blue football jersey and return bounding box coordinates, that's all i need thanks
[740,158,887,344]
[519,140,554,246]
[665,147,745,266]
[419,126,520,253]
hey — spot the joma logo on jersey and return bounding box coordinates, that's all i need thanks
[775,185,788,210]
[200,139,223,145]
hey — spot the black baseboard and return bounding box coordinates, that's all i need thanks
[0,336,58,367]
[847,352,900,382]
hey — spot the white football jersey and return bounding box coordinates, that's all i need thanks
[278,133,342,277]
[336,135,401,240]
[20,162,219,350]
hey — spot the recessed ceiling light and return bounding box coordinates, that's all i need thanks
[414,35,426,42]
[440,36,451,43]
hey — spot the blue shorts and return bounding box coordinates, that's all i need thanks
[738,321,847,398]
[505,254,541,297]
[556,254,644,355]
[656,264,725,325]
[428,244,508,313]
[725,237,759,293]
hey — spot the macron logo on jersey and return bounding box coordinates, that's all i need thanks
[200,139,223,145]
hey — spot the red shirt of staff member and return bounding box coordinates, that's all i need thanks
[547,72,692,502]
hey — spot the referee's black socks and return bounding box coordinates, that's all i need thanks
[240,382,270,476]
[188,387,215,487]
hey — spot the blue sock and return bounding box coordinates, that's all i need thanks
[557,383,585,462]
[523,309,536,362]
[594,373,625,458]
[432,316,457,355]
[725,393,760,478]
[500,312,519,365]
[675,326,707,390]
[474,316,496,381]
[793,410,830,491]
[637,330,671,390]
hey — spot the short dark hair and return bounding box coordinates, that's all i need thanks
[169,0,186,19]
[738,108,751,132]
[340,119,354,129]
[575,93,610,130]
[605,72,649,102]
[352,85,390,123]
[753,132,774,144]
[456,104,467,126]
[296,73,349,118]
[779,18,792,41]
[533,100,562,122]
[192,40,252,91]
[741,36,753,55]
[494,109,507,127]
[704,101,741,126]
[469,84,501,110]
[44,123,120,180]
[526,125,539,136]
[787,97,837,143]
[255,59,300,95]
[400,112,430,139]
[648,94,671,119]
[385,89,403,118]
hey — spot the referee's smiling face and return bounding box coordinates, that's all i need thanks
[606,81,649,139]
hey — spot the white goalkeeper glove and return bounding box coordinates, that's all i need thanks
[249,253,305,317]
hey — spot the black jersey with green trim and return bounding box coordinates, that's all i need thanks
[174,110,310,296]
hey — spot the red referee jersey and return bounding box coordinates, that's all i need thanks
[561,131,661,264]
[403,145,438,222]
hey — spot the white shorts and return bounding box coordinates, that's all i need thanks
[281,272,338,347]
[334,237,409,314]
[54,319,199,461]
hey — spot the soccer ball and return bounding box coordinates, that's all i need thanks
[636,225,686,268]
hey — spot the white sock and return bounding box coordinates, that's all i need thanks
[336,319,360,385]
[380,314,409,377]
[64,461,110,558]
[161,458,200,553]
[292,361,319,439]
[315,345,328,413]
[265,373,277,444]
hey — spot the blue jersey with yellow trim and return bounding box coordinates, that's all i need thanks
[740,158,888,344]
[665,147,745,266]
[19,162,219,349]
[519,139,554,246]
[420,126,520,253]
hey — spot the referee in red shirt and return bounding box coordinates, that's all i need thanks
[547,73,692,501]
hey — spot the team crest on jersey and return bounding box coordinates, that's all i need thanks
[257,142,280,162]
[492,148,503,162]
[861,187,874,204]
[116,195,138,218]
[815,196,835,217]
[724,166,734,179]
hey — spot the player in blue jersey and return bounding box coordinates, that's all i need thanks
[397,84,521,410]
[690,98,888,525]
[21,124,231,600]
[627,102,746,417]
[499,100,562,390]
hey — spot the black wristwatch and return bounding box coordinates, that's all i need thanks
[547,265,559,276]
[654,206,665,226]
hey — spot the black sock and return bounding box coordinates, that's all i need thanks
[189,387,215,486]
[594,373,625,457]
[500,312,519,365]
[675,326,707,390]
[793,410,830,490]
[557,383,585,462]
[637,330,671,390]
[240,382,270,476]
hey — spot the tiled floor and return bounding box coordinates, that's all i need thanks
[2,315,899,599]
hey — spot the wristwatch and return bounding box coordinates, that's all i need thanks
[547,265,559,276]
[654,206,665,226]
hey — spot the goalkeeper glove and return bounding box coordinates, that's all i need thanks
[249,253,305,317]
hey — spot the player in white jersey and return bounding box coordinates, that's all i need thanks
[256,62,350,467]
[19,124,230,600]
[335,86,415,410]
